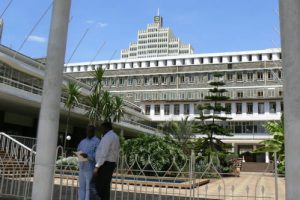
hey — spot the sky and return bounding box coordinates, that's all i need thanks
[0,0,280,63]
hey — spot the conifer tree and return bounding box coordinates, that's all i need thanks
[194,73,232,160]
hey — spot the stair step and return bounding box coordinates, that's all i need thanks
[241,162,273,172]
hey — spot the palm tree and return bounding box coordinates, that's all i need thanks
[87,67,105,125]
[165,116,195,153]
[86,93,101,126]
[86,67,124,125]
[101,91,114,122]
[91,67,105,94]
[113,96,124,122]
[63,81,81,149]
[256,115,285,161]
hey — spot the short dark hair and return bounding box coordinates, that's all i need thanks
[86,125,96,133]
[100,122,112,131]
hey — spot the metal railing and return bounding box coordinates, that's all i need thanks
[123,100,143,113]
[10,135,37,149]
[0,140,284,200]
[0,132,36,163]
[121,120,157,132]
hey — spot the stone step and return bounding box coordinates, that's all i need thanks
[241,162,273,172]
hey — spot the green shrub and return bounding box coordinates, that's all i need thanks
[56,156,79,170]
[122,135,186,174]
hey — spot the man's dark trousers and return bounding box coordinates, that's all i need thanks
[95,161,116,200]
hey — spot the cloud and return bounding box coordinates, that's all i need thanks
[86,20,108,28]
[28,35,47,43]
[86,20,95,24]
[97,22,108,28]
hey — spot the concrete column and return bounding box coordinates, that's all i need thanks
[265,152,270,163]
[231,143,235,153]
[31,0,71,199]
[280,1,300,199]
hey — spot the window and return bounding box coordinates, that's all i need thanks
[236,103,242,114]
[257,91,264,97]
[153,77,159,85]
[104,79,108,86]
[278,70,282,79]
[111,79,116,86]
[279,90,283,96]
[257,71,264,80]
[269,102,276,113]
[268,71,274,80]
[145,105,150,115]
[258,103,265,114]
[127,78,133,86]
[247,73,253,81]
[280,101,284,112]
[161,76,167,85]
[237,91,243,98]
[227,73,233,81]
[174,104,180,115]
[144,77,149,85]
[119,78,124,85]
[189,76,195,83]
[154,105,160,115]
[247,103,253,114]
[184,104,190,115]
[170,76,176,84]
[194,104,199,114]
[225,103,231,114]
[208,74,213,81]
[180,76,185,83]
[164,104,170,115]
[137,78,142,86]
[237,73,243,81]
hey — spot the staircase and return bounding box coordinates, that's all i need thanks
[0,132,35,177]
[0,149,33,178]
[241,162,274,173]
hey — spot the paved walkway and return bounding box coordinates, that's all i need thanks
[203,172,285,200]
[0,173,285,200]
[111,172,285,200]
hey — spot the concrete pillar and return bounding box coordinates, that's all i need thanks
[280,1,300,199]
[265,152,270,163]
[231,143,235,153]
[31,0,71,199]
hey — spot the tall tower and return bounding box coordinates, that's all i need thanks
[121,13,194,59]
[154,8,163,27]
[0,18,3,43]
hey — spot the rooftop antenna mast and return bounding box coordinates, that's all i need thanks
[157,8,160,16]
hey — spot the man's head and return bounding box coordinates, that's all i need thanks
[100,122,113,135]
[86,125,96,139]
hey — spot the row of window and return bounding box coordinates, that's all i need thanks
[145,102,283,116]
[99,70,282,88]
[227,121,267,134]
[138,33,168,39]
[0,62,43,90]
[73,53,282,72]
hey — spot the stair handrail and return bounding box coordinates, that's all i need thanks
[0,132,36,163]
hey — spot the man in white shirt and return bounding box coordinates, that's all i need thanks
[93,122,120,200]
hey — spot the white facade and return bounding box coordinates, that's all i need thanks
[65,48,281,73]
[65,47,283,163]
[121,15,194,59]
